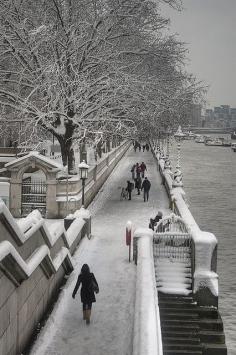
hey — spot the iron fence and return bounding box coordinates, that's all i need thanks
[153,232,192,261]
[21,179,47,217]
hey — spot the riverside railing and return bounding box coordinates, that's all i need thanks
[150,141,218,308]
[133,228,163,355]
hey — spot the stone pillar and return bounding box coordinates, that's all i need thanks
[9,178,22,217]
[46,178,58,218]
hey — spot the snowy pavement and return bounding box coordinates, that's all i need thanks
[30,146,170,355]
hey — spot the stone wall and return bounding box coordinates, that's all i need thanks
[0,203,90,355]
[57,140,131,217]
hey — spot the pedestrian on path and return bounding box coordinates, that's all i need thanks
[140,161,147,178]
[141,177,151,202]
[135,176,142,195]
[135,163,142,179]
[145,143,149,151]
[126,180,134,200]
[72,264,99,325]
[142,144,145,152]
[131,164,136,180]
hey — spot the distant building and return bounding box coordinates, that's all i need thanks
[203,105,236,128]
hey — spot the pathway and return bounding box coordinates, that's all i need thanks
[30,145,170,355]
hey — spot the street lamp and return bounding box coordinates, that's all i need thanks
[78,160,89,206]
[164,127,172,170]
[173,125,185,187]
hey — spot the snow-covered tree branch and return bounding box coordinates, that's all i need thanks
[0,0,204,172]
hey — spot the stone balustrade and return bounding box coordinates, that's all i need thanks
[150,141,218,308]
[133,228,163,355]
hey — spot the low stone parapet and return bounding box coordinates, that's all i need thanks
[133,228,163,355]
[0,201,90,355]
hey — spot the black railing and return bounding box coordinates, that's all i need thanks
[153,233,192,261]
[21,180,47,216]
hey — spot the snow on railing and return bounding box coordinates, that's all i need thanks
[150,142,218,307]
[133,228,163,355]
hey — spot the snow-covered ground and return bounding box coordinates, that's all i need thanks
[29,146,170,355]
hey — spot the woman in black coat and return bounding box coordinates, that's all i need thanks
[72,264,99,324]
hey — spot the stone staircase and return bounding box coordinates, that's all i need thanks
[158,292,227,355]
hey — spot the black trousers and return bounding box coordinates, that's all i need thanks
[144,190,149,201]
[128,191,132,200]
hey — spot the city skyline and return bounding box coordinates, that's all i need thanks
[161,0,236,109]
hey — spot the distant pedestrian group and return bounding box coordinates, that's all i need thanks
[133,141,149,153]
[126,161,151,202]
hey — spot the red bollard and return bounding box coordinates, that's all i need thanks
[126,221,132,262]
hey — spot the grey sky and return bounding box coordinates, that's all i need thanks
[161,0,236,108]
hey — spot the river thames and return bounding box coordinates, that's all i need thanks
[170,135,236,355]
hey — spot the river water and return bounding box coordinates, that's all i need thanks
[170,134,236,354]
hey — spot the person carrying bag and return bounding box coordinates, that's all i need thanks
[72,264,99,324]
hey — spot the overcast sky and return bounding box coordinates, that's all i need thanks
[161,0,236,109]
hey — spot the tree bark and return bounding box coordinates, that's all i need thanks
[54,123,76,174]
[97,141,102,158]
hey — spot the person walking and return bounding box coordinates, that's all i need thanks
[72,264,99,325]
[135,163,142,179]
[141,177,151,202]
[131,164,136,180]
[142,144,145,152]
[145,143,149,151]
[140,161,147,178]
[135,176,142,195]
[126,180,133,200]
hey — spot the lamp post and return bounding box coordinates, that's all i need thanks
[78,160,89,206]
[164,127,172,170]
[173,125,185,187]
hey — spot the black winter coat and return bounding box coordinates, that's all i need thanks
[142,179,151,191]
[126,181,133,192]
[72,272,99,304]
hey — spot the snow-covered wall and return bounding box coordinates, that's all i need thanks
[56,141,131,217]
[133,228,163,355]
[0,201,89,355]
[150,142,218,307]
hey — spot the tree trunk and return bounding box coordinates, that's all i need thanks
[106,138,111,152]
[80,141,87,163]
[97,141,102,158]
[59,140,75,173]
[56,124,76,174]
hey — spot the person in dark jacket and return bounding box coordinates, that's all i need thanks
[131,164,136,180]
[140,162,147,178]
[135,163,141,179]
[134,176,142,195]
[72,264,99,324]
[141,177,151,202]
[149,211,163,230]
[126,180,133,200]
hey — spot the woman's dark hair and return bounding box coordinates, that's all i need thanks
[81,264,90,274]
